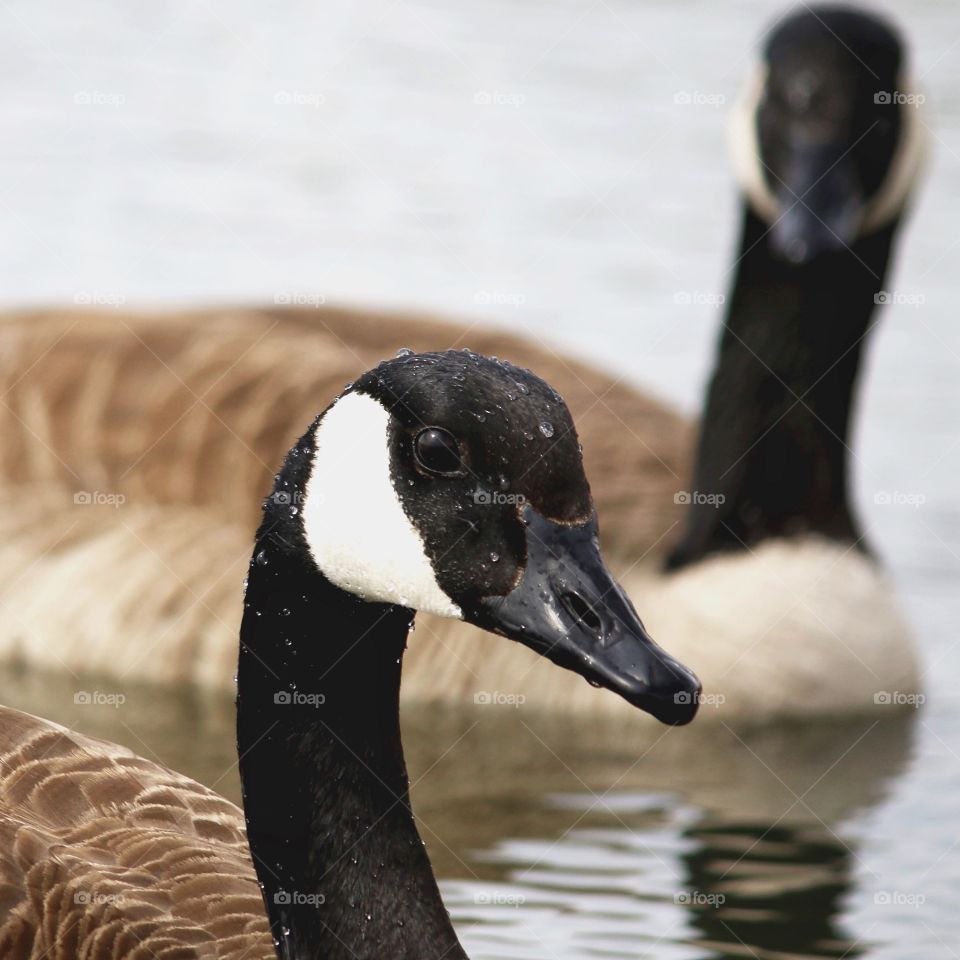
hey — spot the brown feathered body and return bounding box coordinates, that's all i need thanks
[0,704,271,959]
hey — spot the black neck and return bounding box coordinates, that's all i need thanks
[237,451,467,960]
[666,206,899,570]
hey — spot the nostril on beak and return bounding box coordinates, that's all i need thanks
[558,590,604,641]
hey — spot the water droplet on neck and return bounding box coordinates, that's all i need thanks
[490,552,500,563]
[539,421,554,438]
[255,549,269,566]
[515,381,529,395]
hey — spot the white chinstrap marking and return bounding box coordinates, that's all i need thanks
[860,70,926,233]
[302,391,462,619]
[729,62,779,223]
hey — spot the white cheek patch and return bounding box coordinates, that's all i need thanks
[860,70,927,233]
[301,391,462,619]
[729,62,779,224]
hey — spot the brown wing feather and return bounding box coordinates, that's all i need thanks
[0,704,272,959]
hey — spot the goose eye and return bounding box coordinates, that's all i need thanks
[414,428,465,477]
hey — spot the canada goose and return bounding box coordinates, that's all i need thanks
[0,351,699,959]
[0,7,925,720]
[643,4,925,714]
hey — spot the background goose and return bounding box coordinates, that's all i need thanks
[0,5,925,720]
[0,351,699,959]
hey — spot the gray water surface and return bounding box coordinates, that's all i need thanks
[1,1,959,958]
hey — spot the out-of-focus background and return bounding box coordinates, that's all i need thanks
[1,0,958,957]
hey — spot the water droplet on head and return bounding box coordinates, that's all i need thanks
[255,550,269,566]
[539,421,554,438]
[490,552,500,563]
[395,347,414,358]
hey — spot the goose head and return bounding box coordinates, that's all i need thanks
[731,4,924,264]
[292,348,701,725]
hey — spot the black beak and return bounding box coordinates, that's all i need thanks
[769,140,862,264]
[465,508,701,725]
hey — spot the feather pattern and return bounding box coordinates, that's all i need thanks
[0,705,272,959]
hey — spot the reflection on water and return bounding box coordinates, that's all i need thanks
[0,662,923,959]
